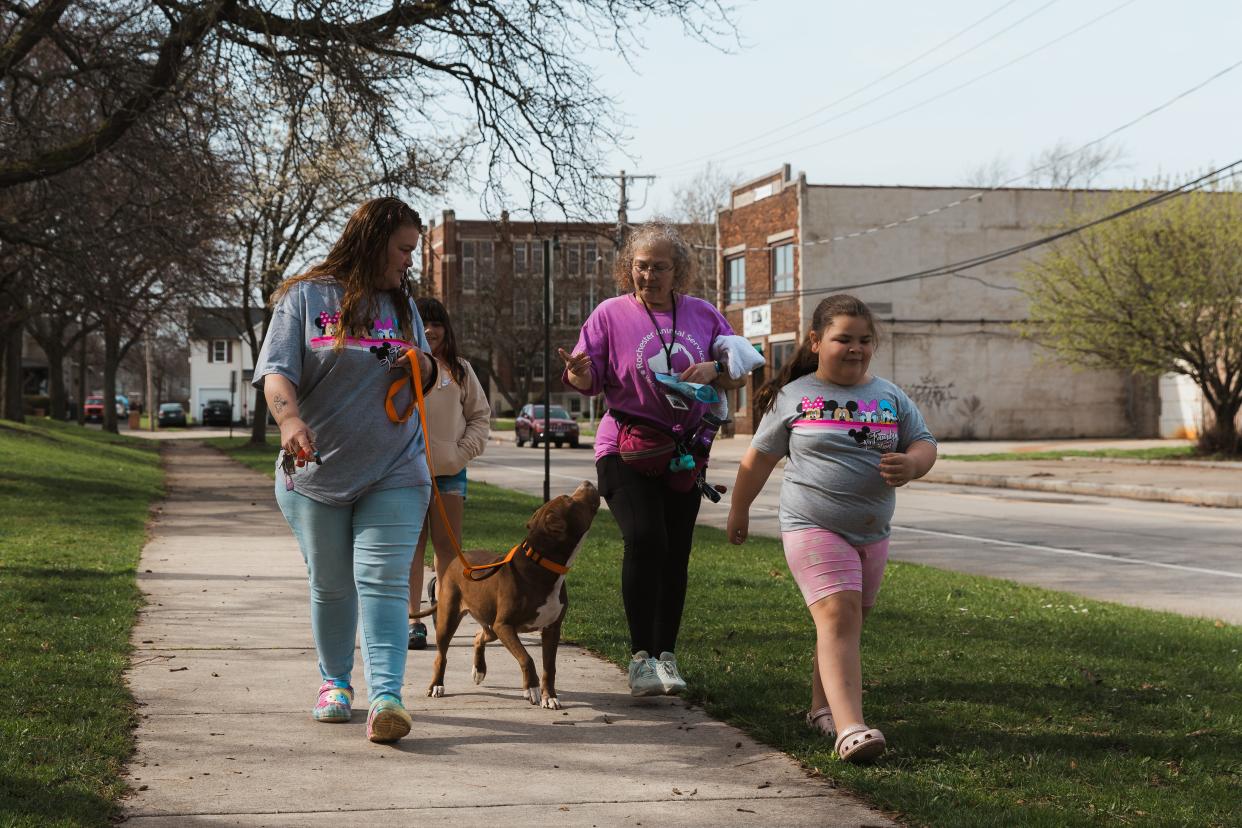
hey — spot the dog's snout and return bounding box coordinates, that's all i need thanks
[572,480,601,512]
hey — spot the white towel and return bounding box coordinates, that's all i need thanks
[711,334,766,380]
[707,335,767,423]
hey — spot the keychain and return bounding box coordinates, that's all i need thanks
[280,447,322,491]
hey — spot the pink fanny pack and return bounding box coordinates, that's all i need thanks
[614,412,705,492]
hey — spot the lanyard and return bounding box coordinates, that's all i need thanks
[639,291,677,371]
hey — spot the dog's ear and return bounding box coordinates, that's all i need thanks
[540,509,568,540]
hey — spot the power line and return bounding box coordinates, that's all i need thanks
[660,0,1139,178]
[682,54,1242,256]
[653,0,1032,171]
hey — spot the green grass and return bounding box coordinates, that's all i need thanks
[942,446,1202,462]
[457,482,1241,828]
[0,419,164,827]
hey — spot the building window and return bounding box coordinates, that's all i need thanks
[772,243,794,294]
[531,239,544,275]
[514,296,527,328]
[211,340,227,363]
[726,256,746,304]
[771,340,795,372]
[567,296,582,326]
[532,360,545,382]
[515,242,527,273]
[567,243,580,276]
[584,242,598,275]
[461,241,476,292]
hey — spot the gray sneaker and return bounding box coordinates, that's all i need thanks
[628,650,664,697]
[654,651,687,695]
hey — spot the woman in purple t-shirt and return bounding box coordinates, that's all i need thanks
[559,221,746,697]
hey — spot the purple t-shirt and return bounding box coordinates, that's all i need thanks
[564,293,734,459]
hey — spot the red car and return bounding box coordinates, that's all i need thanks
[515,404,580,448]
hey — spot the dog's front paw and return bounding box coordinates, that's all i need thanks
[541,694,562,710]
[428,684,445,698]
[523,687,540,705]
[472,668,486,685]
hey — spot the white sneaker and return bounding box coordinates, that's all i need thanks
[628,650,664,697]
[654,651,687,695]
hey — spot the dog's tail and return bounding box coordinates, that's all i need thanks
[408,602,437,620]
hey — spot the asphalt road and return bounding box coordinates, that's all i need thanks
[471,442,1242,625]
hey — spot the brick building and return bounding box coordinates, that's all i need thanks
[716,165,1166,439]
[422,210,713,417]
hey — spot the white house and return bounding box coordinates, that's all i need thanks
[188,307,263,425]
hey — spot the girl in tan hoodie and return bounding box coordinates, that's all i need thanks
[407,297,491,649]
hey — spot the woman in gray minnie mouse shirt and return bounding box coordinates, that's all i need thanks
[727,294,937,763]
[254,197,435,745]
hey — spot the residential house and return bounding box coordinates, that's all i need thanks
[188,307,263,425]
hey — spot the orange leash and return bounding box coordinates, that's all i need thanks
[390,353,569,581]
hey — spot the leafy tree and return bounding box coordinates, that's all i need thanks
[1021,187,1242,455]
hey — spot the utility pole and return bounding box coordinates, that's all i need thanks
[590,169,654,428]
[594,169,655,252]
[144,335,155,431]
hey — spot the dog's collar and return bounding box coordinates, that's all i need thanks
[516,540,570,576]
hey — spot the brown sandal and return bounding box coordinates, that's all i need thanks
[806,706,836,739]
[835,723,886,763]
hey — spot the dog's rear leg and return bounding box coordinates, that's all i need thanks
[472,626,496,685]
[539,616,564,710]
[427,603,467,699]
[492,623,540,705]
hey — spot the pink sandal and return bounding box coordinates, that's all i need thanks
[835,723,886,763]
[806,706,836,739]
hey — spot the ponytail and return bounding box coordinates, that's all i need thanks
[754,339,817,416]
[752,293,879,417]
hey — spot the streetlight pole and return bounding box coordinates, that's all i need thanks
[542,236,554,502]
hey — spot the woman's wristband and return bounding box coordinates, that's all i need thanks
[420,355,438,394]
[713,359,724,377]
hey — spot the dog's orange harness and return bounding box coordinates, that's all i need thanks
[388,352,571,580]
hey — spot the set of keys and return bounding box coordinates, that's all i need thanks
[280,447,322,491]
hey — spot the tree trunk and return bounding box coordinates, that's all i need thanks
[1200,397,1241,456]
[45,338,68,420]
[76,332,88,425]
[3,316,24,422]
[102,319,120,434]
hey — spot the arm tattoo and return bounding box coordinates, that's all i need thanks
[272,394,289,416]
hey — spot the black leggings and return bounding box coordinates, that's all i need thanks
[596,454,703,656]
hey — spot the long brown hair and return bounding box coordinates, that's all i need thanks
[273,197,422,350]
[415,296,466,386]
[613,220,694,295]
[754,294,880,416]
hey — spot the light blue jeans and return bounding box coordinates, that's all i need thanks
[275,483,431,701]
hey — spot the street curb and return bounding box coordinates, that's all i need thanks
[1059,456,1242,470]
[921,472,1242,509]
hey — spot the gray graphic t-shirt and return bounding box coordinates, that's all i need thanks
[253,280,432,505]
[751,374,936,545]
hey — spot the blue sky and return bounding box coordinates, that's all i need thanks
[435,0,1242,221]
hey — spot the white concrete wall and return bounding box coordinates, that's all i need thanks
[799,185,1157,439]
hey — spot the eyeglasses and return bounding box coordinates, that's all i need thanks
[632,262,674,274]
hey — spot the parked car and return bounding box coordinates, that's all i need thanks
[83,394,130,422]
[515,404,579,448]
[157,402,187,428]
[201,399,233,426]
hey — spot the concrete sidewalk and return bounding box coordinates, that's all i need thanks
[122,442,895,827]
[501,431,1241,509]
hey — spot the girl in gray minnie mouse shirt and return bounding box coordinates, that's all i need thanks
[727,295,937,764]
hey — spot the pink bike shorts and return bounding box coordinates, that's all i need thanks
[781,527,889,608]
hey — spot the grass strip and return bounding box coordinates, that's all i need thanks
[462,482,1240,828]
[0,419,163,827]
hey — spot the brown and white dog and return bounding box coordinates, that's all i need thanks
[417,480,600,710]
